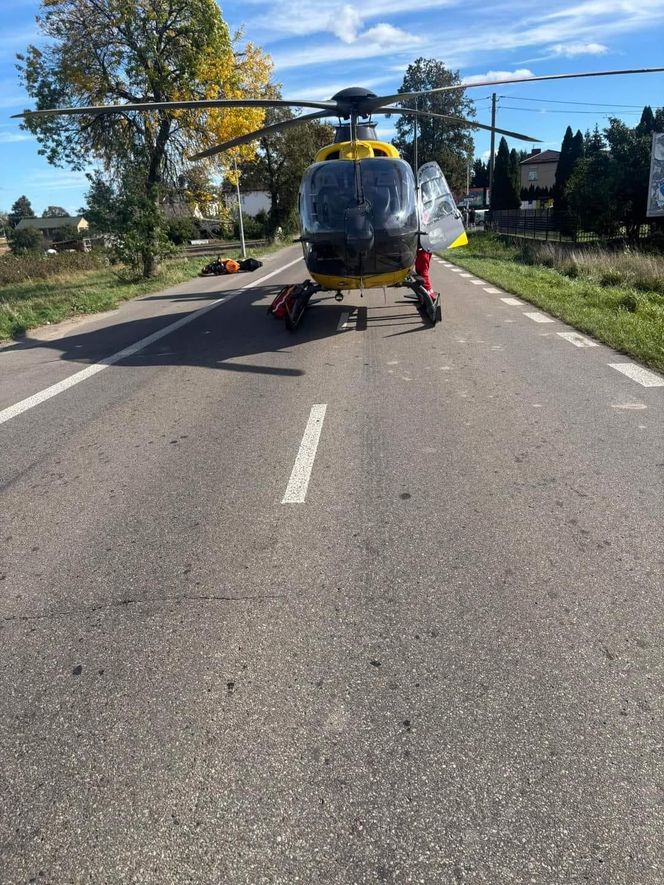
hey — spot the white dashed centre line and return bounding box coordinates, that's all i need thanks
[557,331,598,348]
[609,364,664,388]
[459,273,472,278]
[483,287,502,294]
[450,268,463,273]
[500,297,523,306]
[524,311,555,324]
[282,404,328,504]
[469,280,484,285]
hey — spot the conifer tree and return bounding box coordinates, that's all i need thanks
[9,196,35,228]
[636,106,655,135]
[491,138,520,210]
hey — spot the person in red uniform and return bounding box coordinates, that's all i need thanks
[414,246,441,323]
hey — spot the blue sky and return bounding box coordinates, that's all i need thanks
[1,0,663,214]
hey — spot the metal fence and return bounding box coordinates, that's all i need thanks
[185,238,268,257]
[489,209,656,244]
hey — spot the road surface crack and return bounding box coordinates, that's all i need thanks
[2,593,285,623]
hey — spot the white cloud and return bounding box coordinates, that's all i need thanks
[273,32,421,70]
[0,132,35,144]
[284,74,397,101]
[463,69,535,86]
[329,4,362,43]
[27,170,91,191]
[0,95,29,110]
[363,23,420,46]
[548,41,608,56]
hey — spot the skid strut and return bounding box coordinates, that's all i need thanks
[402,275,442,326]
[284,281,321,332]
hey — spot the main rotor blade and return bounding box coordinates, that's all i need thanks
[188,110,334,161]
[13,97,338,120]
[375,106,541,142]
[364,66,664,111]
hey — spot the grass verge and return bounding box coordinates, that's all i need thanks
[0,244,284,342]
[443,233,664,375]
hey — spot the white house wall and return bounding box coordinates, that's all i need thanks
[225,190,271,218]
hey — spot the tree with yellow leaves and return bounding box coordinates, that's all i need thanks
[18,0,272,276]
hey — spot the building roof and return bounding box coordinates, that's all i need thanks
[520,150,560,166]
[16,215,86,230]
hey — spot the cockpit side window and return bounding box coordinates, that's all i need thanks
[420,169,456,221]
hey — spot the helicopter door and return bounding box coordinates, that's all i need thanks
[417,162,467,251]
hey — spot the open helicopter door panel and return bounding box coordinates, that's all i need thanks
[417,162,468,252]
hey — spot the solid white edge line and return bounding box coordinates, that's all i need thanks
[609,363,664,387]
[282,404,327,504]
[0,254,303,427]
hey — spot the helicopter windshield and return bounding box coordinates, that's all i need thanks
[300,159,418,236]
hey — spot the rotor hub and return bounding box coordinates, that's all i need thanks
[330,87,378,118]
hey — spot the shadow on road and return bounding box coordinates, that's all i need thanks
[2,280,432,377]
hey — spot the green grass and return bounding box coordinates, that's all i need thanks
[443,233,664,374]
[0,245,283,342]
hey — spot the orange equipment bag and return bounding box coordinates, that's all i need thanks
[223,258,240,274]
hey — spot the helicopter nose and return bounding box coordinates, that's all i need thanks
[345,207,374,254]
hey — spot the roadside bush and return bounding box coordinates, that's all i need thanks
[10,228,45,255]
[233,213,267,240]
[0,250,107,286]
[283,206,301,236]
[558,255,579,278]
[51,224,83,243]
[600,269,623,287]
[166,217,198,245]
[617,292,640,312]
[481,234,664,295]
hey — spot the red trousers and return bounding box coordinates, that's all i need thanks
[415,248,432,293]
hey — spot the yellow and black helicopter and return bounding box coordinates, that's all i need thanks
[17,66,664,329]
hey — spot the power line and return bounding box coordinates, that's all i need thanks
[500,95,663,110]
[498,105,645,115]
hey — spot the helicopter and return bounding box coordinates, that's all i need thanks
[16,66,664,329]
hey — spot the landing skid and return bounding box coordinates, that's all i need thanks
[269,281,322,332]
[401,275,442,326]
[270,276,441,331]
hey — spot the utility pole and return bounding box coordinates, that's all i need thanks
[233,156,246,259]
[488,93,497,211]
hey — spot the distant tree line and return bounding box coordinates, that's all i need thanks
[520,185,552,202]
[484,105,663,241]
[567,107,664,238]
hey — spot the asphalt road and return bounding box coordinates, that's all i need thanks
[1,245,663,884]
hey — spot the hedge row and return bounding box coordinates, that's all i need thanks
[0,250,108,287]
